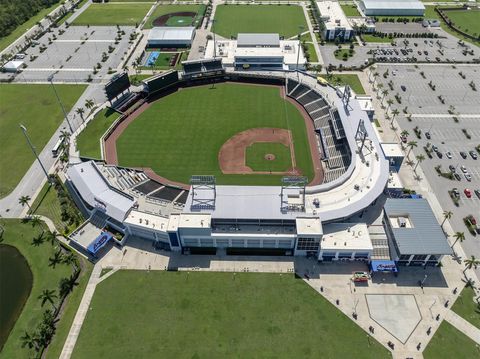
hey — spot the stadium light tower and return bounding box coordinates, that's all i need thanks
[48,74,73,133]
[211,19,217,59]
[296,25,304,79]
[20,124,50,181]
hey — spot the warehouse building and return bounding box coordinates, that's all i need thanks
[316,1,354,41]
[383,198,452,266]
[359,0,425,16]
[147,27,196,47]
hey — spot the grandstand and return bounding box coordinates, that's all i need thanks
[98,164,148,191]
[286,78,351,183]
[182,58,225,79]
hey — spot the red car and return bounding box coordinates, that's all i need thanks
[464,189,472,198]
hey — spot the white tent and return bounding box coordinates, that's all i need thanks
[3,60,24,72]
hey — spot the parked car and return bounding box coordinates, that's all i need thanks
[465,173,472,181]
[465,215,480,235]
[469,151,478,160]
[425,132,431,139]
[464,188,472,198]
[401,136,408,143]
[446,151,452,159]
[452,188,460,198]
[454,173,461,181]
[461,165,468,173]
[474,189,480,199]
[460,151,467,159]
[432,145,438,152]
[449,165,456,173]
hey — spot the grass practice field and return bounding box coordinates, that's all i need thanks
[423,320,480,358]
[214,5,308,38]
[340,4,361,17]
[71,271,390,359]
[246,143,291,172]
[0,84,86,198]
[443,9,480,35]
[77,108,120,159]
[144,4,206,29]
[116,83,314,185]
[72,3,152,26]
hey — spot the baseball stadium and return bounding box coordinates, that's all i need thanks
[67,60,391,260]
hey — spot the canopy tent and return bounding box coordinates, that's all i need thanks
[370,260,398,273]
[87,232,113,255]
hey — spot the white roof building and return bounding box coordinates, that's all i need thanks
[316,1,354,41]
[359,0,425,16]
[147,27,196,46]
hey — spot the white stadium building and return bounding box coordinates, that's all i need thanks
[358,0,425,17]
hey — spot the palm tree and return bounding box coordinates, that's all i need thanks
[38,289,57,310]
[400,130,409,139]
[386,98,394,113]
[441,211,453,229]
[59,274,78,298]
[63,252,78,271]
[381,89,389,104]
[452,231,465,249]
[463,256,480,274]
[30,216,42,228]
[31,233,45,246]
[18,195,32,213]
[407,140,417,158]
[85,99,95,112]
[414,154,425,171]
[48,250,63,268]
[20,331,38,351]
[45,230,58,247]
[76,108,85,122]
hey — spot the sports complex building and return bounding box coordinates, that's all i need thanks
[358,0,425,16]
[66,58,450,268]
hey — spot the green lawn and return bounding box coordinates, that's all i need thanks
[71,271,390,359]
[77,108,120,159]
[0,219,73,359]
[116,83,314,185]
[334,48,355,60]
[58,0,90,25]
[0,2,61,52]
[362,34,394,43]
[442,9,480,36]
[142,51,187,70]
[340,4,361,17]
[0,84,86,199]
[246,142,292,172]
[144,4,206,29]
[129,74,153,86]
[72,3,152,26]
[327,74,366,94]
[424,321,480,358]
[451,285,480,329]
[214,5,308,39]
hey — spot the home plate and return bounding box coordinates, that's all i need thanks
[366,294,421,343]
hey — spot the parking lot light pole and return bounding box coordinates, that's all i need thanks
[20,124,50,181]
[48,75,73,133]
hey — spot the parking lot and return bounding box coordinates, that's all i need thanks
[0,26,135,82]
[376,64,480,263]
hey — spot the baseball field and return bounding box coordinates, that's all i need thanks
[72,3,152,26]
[214,5,308,39]
[144,4,206,29]
[112,83,317,186]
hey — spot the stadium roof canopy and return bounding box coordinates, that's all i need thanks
[67,161,135,222]
[360,0,425,11]
[148,27,195,41]
[384,198,452,255]
[237,33,280,47]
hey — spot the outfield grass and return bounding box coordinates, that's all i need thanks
[71,271,390,359]
[116,83,314,185]
[0,2,61,52]
[0,219,72,359]
[72,3,152,26]
[214,5,308,39]
[424,321,480,358]
[451,285,480,329]
[77,108,120,159]
[0,84,86,199]
[328,74,366,94]
[340,4,361,17]
[246,143,291,172]
[144,4,206,29]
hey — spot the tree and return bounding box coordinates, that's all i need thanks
[441,210,453,229]
[406,140,417,157]
[386,98,394,113]
[18,195,32,212]
[45,230,58,247]
[63,252,78,271]
[381,89,389,104]
[414,154,425,171]
[400,130,409,139]
[31,233,45,246]
[38,289,57,310]
[20,331,38,351]
[30,215,42,229]
[463,256,480,274]
[391,109,400,125]
[84,99,95,111]
[76,108,85,122]
[59,274,78,298]
[452,231,465,249]
[48,250,63,268]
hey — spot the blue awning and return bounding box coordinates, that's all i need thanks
[88,232,113,255]
[370,260,398,273]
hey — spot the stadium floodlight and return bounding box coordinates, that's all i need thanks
[211,19,217,59]
[48,74,74,133]
[20,124,50,181]
[296,25,304,79]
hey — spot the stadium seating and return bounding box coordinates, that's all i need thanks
[150,186,183,202]
[133,180,163,195]
[89,210,109,229]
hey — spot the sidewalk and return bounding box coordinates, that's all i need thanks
[444,310,480,345]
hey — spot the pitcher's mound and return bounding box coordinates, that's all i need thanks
[264,154,276,161]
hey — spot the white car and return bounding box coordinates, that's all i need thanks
[446,151,452,159]
[465,173,472,182]
[461,165,468,173]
